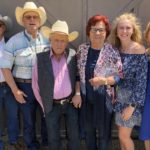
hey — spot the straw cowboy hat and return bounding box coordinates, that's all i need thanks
[41,20,79,42]
[0,14,12,32]
[15,1,47,27]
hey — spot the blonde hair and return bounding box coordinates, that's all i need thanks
[109,13,142,48]
[144,22,150,41]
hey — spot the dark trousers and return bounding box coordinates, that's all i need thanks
[82,92,112,150]
[0,83,10,150]
[38,106,48,146]
[5,82,37,150]
[45,102,80,150]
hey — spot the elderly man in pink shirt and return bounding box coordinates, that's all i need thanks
[32,20,81,150]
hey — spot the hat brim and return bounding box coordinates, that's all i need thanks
[0,17,12,32]
[15,7,47,27]
[41,26,78,42]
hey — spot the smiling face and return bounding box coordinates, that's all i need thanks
[117,19,134,42]
[50,32,69,57]
[89,21,106,45]
[22,11,40,34]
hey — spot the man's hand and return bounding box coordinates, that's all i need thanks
[71,95,82,108]
[12,89,27,104]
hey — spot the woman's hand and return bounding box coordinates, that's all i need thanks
[121,106,135,121]
[89,76,106,87]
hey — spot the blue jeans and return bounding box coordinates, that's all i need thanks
[0,83,10,150]
[38,106,48,146]
[5,82,37,150]
[45,102,80,150]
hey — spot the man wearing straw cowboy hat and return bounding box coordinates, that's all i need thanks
[0,14,12,150]
[32,20,82,150]
[0,2,49,150]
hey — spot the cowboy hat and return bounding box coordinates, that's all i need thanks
[0,14,12,32]
[41,20,79,42]
[15,1,47,27]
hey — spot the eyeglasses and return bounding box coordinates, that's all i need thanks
[0,24,4,28]
[90,27,106,33]
[23,15,40,20]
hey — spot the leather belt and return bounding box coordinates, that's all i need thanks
[14,78,32,83]
[0,81,7,86]
[53,99,70,105]
[53,95,72,105]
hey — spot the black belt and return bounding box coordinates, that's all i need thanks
[53,99,70,105]
[14,78,32,83]
[0,81,7,86]
[53,95,72,105]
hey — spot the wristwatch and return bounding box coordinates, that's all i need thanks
[129,103,136,108]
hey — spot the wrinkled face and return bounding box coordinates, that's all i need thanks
[0,21,6,37]
[50,32,68,56]
[22,11,40,33]
[117,19,134,42]
[89,21,106,44]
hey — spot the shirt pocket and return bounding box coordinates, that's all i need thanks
[14,48,33,67]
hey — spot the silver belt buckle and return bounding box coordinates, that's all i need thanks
[60,99,67,105]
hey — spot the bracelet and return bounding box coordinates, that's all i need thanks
[75,92,80,96]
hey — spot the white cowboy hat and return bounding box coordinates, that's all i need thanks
[41,20,79,42]
[15,1,47,27]
[0,14,12,32]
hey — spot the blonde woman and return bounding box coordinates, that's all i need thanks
[140,22,150,150]
[109,13,147,150]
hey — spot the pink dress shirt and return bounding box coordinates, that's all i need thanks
[32,52,72,111]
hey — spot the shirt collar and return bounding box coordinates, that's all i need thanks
[50,48,67,58]
[24,30,40,42]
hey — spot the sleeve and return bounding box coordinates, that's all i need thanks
[112,48,123,84]
[0,38,15,69]
[130,54,148,106]
[114,49,123,79]
[32,58,44,111]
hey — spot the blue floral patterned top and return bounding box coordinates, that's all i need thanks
[113,53,148,116]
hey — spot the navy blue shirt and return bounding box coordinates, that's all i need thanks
[85,47,100,102]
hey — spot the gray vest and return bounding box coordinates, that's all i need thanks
[37,49,77,114]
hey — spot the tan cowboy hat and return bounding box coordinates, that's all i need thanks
[15,1,47,27]
[0,14,12,32]
[41,20,79,42]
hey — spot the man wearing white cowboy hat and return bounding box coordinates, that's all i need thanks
[0,14,12,150]
[32,20,81,150]
[0,2,49,150]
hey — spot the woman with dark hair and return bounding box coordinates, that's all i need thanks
[77,14,122,150]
